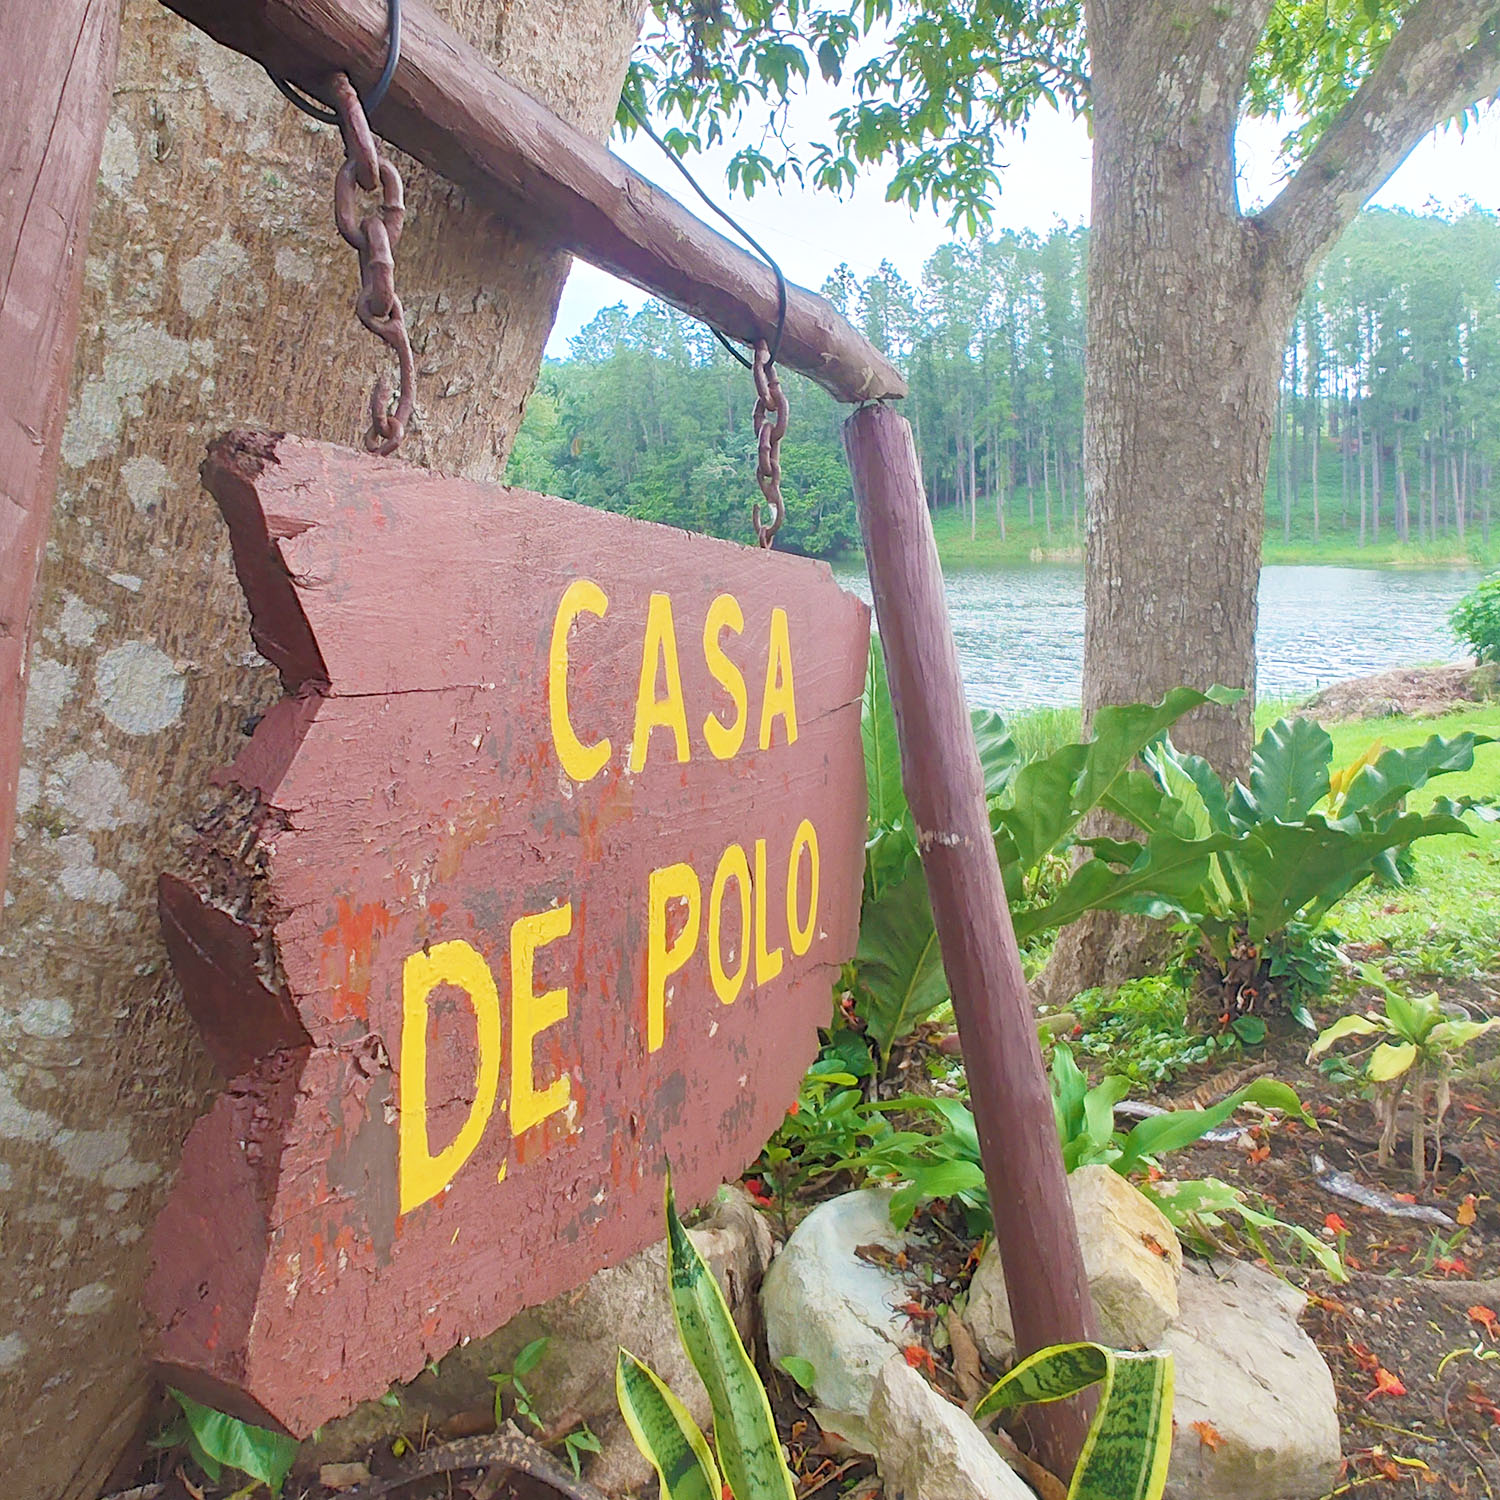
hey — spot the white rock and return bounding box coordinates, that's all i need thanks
[969,1165,1182,1362]
[1164,1260,1341,1500]
[868,1356,1035,1500]
[761,1189,915,1444]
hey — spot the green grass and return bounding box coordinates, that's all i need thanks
[925,441,1496,571]
[1320,704,1500,977]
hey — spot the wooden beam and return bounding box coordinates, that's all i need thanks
[0,0,122,900]
[844,402,1095,1477]
[156,0,905,405]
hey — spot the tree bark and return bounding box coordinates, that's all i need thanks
[0,2,643,1494]
[0,0,120,902]
[1051,0,1500,999]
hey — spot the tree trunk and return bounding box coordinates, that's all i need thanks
[1395,430,1410,541]
[1048,0,1300,1001]
[0,3,643,1494]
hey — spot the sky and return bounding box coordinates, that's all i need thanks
[545,91,1500,357]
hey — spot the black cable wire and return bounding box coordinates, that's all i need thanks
[267,0,402,124]
[619,96,788,369]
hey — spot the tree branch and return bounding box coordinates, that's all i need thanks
[1260,0,1500,277]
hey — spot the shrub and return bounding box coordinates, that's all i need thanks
[1450,574,1500,664]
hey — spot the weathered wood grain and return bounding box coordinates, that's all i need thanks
[0,0,120,899]
[149,432,870,1433]
[844,402,1095,1473]
[155,0,906,405]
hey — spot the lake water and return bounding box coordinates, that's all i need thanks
[833,563,1479,711]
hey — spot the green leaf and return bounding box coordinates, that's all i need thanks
[1336,733,1491,823]
[1113,1078,1308,1176]
[1429,1017,1500,1051]
[998,687,1238,879]
[1083,1075,1133,1153]
[1230,1015,1267,1045]
[976,1344,1174,1500]
[169,1391,298,1495]
[1308,1013,1382,1058]
[971,708,1021,800]
[888,1158,988,1227]
[513,1336,550,1377]
[862,638,906,832]
[664,1173,796,1500]
[1367,1041,1418,1081]
[778,1356,818,1392]
[1231,717,1332,827]
[616,1350,723,1500]
[854,865,947,1061]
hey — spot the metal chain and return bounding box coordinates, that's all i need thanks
[330,74,415,457]
[752,341,789,548]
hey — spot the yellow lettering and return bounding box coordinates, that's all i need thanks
[647,862,701,1052]
[708,843,751,1005]
[753,838,784,985]
[631,593,691,772]
[758,606,799,749]
[702,594,747,760]
[786,819,820,956]
[398,940,501,1215]
[509,904,574,1137]
[549,579,611,782]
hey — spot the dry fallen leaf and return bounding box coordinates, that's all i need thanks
[1470,1305,1498,1339]
[946,1310,986,1402]
[1365,1366,1407,1400]
[1457,1195,1478,1227]
[319,1462,373,1491]
[1191,1420,1226,1452]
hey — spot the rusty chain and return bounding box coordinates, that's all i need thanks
[330,74,415,457]
[752,340,789,548]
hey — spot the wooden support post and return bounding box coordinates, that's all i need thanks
[156,0,904,406]
[0,0,122,899]
[844,402,1096,1475]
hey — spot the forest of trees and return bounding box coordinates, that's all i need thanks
[510,206,1499,559]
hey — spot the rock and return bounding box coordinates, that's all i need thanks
[298,1187,773,1495]
[968,1165,1181,1362]
[867,1356,1035,1500]
[1164,1260,1341,1500]
[761,1189,916,1446]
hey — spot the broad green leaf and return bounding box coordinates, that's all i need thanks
[889,1159,988,1227]
[1014,828,1231,941]
[1228,810,1470,942]
[1114,1079,1308,1175]
[170,1391,298,1495]
[1335,732,1492,823]
[1051,1042,1090,1147]
[1367,1041,1418,1081]
[971,707,1021,800]
[513,1335,550,1376]
[1429,1017,1500,1050]
[664,1174,796,1500]
[616,1350,723,1500]
[778,1356,817,1392]
[977,1343,1174,1500]
[1084,1075,1133,1153]
[862,638,906,832]
[1307,1013,1382,1059]
[1143,740,1233,836]
[1230,717,1332,826]
[854,865,947,1061]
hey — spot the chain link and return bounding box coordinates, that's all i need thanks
[330,75,415,457]
[751,341,789,548]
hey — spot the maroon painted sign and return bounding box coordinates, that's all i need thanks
[149,432,869,1434]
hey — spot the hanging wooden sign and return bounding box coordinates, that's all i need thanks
[148,431,869,1435]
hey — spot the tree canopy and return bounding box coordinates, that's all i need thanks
[622,0,1498,236]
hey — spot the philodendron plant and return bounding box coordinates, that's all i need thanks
[1309,964,1500,1185]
